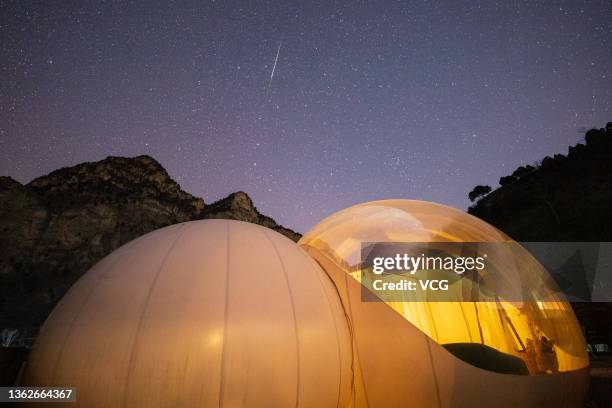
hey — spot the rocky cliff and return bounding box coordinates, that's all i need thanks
[0,155,299,345]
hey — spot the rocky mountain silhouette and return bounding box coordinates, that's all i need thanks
[468,122,612,348]
[0,155,299,345]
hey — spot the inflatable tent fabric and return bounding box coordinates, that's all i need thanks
[23,220,353,407]
[299,199,589,407]
[23,201,590,407]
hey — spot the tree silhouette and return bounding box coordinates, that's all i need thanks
[468,185,492,202]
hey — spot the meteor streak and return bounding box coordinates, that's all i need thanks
[268,41,282,88]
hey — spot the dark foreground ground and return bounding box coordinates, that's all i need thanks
[587,354,612,408]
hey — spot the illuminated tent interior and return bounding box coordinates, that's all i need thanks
[299,199,589,407]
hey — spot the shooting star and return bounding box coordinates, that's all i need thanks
[268,41,282,88]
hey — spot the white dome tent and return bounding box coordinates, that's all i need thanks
[23,220,353,407]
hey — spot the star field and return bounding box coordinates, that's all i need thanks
[2,1,611,232]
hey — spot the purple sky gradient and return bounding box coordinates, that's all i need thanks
[2,1,611,232]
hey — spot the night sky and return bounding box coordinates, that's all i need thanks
[2,1,611,232]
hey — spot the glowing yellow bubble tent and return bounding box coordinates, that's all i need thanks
[299,199,589,407]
